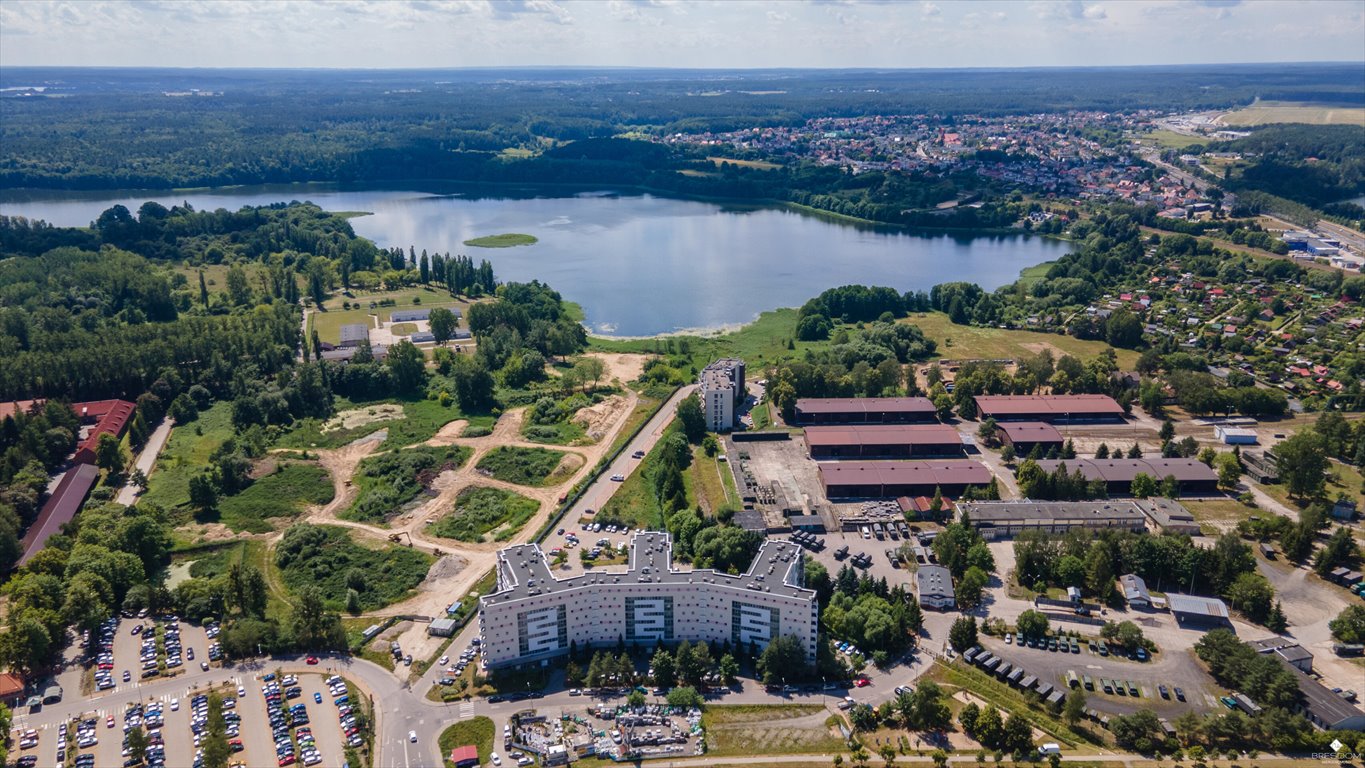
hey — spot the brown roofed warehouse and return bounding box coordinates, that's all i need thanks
[18,463,98,568]
[975,394,1124,423]
[806,424,963,459]
[71,399,136,465]
[794,397,938,425]
[994,422,1064,455]
[820,460,994,499]
[1034,458,1218,495]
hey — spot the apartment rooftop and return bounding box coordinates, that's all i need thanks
[484,532,812,606]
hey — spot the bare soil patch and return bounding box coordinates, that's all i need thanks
[323,404,404,433]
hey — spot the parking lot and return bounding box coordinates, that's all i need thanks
[975,635,1217,717]
[542,521,637,577]
[95,616,219,697]
[12,668,365,768]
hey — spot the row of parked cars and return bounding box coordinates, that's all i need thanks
[260,672,324,767]
[436,638,481,686]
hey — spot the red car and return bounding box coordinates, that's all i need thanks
[854,678,870,688]
[305,656,319,665]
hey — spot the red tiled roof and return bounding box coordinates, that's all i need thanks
[821,460,992,488]
[975,394,1124,417]
[996,422,1063,442]
[805,425,961,448]
[18,463,98,567]
[0,399,47,421]
[1035,458,1216,484]
[796,397,936,415]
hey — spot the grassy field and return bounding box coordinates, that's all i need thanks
[308,285,470,346]
[475,445,571,487]
[389,322,418,335]
[1138,129,1210,149]
[590,307,816,372]
[708,156,782,170]
[691,446,738,513]
[908,312,1138,369]
[277,398,493,451]
[1016,261,1056,290]
[275,524,434,612]
[702,704,846,757]
[344,444,472,524]
[439,716,495,766]
[462,233,538,248]
[140,401,236,513]
[1258,457,1365,517]
[216,462,334,533]
[1183,496,1262,534]
[428,486,540,543]
[1218,101,1365,126]
[177,539,295,619]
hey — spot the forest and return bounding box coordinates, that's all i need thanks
[3,64,1361,193]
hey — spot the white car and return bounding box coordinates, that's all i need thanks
[491,753,502,766]
[170,698,179,711]
[237,685,246,697]
[439,656,449,665]
[610,474,624,482]
[409,730,418,743]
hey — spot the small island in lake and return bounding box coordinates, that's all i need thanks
[463,233,538,248]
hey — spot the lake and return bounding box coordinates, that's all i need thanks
[0,185,1071,336]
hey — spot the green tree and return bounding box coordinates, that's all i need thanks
[666,685,704,710]
[718,653,739,684]
[95,432,125,475]
[879,743,897,766]
[1215,453,1242,489]
[386,339,428,393]
[1063,689,1086,726]
[126,725,149,766]
[956,566,989,609]
[651,647,676,687]
[949,616,978,652]
[189,473,218,513]
[627,689,646,708]
[290,585,345,650]
[203,692,230,768]
[757,635,809,685]
[225,265,251,307]
[1330,605,1365,643]
[1015,610,1049,641]
[1084,542,1114,600]
[1130,472,1157,498]
[1276,430,1329,498]
[428,307,457,344]
[677,393,706,443]
[198,270,210,307]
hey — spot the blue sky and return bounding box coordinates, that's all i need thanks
[2,0,1362,69]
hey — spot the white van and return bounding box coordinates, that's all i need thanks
[1038,743,1061,756]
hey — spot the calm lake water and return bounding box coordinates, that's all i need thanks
[0,185,1071,336]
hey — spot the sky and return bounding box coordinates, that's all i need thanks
[1,0,1363,70]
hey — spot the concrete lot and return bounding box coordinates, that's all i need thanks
[975,636,1219,717]
[101,619,213,699]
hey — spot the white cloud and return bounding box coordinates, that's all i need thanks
[0,0,1360,68]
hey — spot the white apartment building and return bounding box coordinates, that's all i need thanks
[699,358,745,432]
[479,532,818,669]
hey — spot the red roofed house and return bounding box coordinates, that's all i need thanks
[449,745,480,767]
[0,671,25,705]
[72,400,136,465]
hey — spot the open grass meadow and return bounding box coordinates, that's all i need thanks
[428,486,540,543]
[702,704,846,757]
[140,400,235,513]
[215,462,334,533]
[1138,129,1211,150]
[475,445,572,487]
[908,312,1139,369]
[275,524,433,612]
[344,444,472,524]
[691,445,738,513]
[439,716,495,766]
[175,539,295,620]
[707,156,782,170]
[1218,101,1365,126]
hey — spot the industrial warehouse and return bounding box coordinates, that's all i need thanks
[993,421,1064,455]
[974,394,1125,423]
[958,500,1149,540]
[1033,458,1219,495]
[478,533,819,669]
[793,397,938,425]
[805,424,963,459]
[819,460,993,498]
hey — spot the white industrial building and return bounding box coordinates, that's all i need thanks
[699,358,746,432]
[1215,425,1258,445]
[479,532,818,669]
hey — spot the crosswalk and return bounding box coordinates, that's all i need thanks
[457,700,475,720]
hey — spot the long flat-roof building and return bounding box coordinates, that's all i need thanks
[806,424,962,460]
[699,358,745,432]
[1034,458,1218,495]
[18,463,98,568]
[958,500,1148,540]
[794,397,938,425]
[1133,498,1201,535]
[820,460,993,499]
[975,394,1124,423]
[479,532,817,669]
[1287,663,1365,730]
[389,308,432,322]
[1249,637,1314,673]
[994,422,1064,456]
